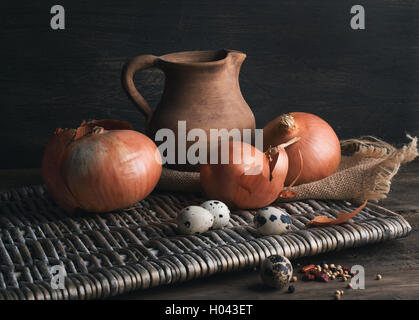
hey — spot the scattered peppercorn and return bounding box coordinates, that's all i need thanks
[306,269,330,282]
[302,273,316,281]
[342,266,351,274]
[301,264,316,273]
[288,263,383,298]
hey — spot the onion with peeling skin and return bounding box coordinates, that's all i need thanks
[263,112,341,186]
[200,138,298,209]
[42,119,162,213]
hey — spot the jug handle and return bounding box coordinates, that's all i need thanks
[121,55,158,124]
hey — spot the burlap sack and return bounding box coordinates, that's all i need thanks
[156,135,418,201]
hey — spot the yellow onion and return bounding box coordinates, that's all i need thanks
[42,119,162,213]
[263,112,341,186]
[200,139,298,209]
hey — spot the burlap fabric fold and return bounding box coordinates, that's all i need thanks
[156,135,418,202]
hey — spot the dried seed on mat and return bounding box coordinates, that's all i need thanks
[302,273,315,281]
[301,264,316,273]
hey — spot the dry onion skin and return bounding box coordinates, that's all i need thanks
[263,112,341,186]
[200,139,298,209]
[42,119,162,213]
[306,200,368,227]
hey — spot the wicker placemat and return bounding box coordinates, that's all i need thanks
[0,185,411,300]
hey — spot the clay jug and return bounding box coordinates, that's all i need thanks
[122,49,256,171]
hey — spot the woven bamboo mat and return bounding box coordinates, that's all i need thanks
[0,184,411,300]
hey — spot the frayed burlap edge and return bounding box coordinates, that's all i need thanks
[156,135,418,202]
[341,134,418,201]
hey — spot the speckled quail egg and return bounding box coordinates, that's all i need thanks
[200,200,230,229]
[260,255,293,289]
[176,205,214,235]
[253,206,292,235]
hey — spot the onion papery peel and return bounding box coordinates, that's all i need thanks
[306,200,368,227]
[279,148,303,199]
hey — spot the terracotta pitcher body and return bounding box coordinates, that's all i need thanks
[122,49,256,171]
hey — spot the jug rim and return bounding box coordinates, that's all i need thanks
[158,49,245,67]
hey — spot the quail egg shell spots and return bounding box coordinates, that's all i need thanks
[176,206,214,235]
[254,206,292,235]
[200,200,230,229]
[260,255,293,289]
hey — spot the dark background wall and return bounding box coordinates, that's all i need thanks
[0,0,418,169]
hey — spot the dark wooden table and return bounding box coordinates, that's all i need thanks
[1,160,418,300]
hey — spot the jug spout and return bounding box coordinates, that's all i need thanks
[226,49,246,76]
[227,49,246,65]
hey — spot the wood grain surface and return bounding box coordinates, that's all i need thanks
[0,0,418,169]
[0,159,418,299]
